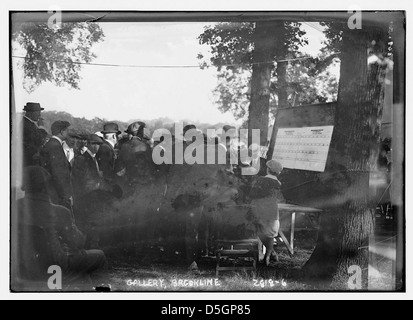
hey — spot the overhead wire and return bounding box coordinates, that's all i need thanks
[12,53,318,69]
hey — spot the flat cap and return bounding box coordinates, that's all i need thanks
[67,128,84,139]
[87,133,104,144]
[51,120,71,135]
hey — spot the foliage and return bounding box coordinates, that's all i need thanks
[198,22,255,72]
[198,22,339,121]
[285,56,339,107]
[38,111,109,135]
[35,111,236,138]
[13,22,104,92]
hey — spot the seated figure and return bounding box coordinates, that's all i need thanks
[248,160,284,266]
[16,166,106,291]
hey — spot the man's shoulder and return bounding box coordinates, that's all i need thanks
[99,141,112,151]
[44,138,60,149]
[259,176,281,188]
[22,117,33,126]
[22,117,38,132]
[97,141,114,156]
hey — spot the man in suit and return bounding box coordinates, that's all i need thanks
[16,166,106,290]
[72,134,122,249]
[72,134,108,197]
[40,120,73,210]
[21,102,45,167]
[96,122,120,182]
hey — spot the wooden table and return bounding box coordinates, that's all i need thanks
[278,203,322,255]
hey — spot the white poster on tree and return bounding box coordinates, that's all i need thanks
[272,126,334,172]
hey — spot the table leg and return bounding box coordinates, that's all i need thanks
[279,230,294,255]
[290,212,296,254]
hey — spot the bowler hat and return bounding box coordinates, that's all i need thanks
[23,102,44,112]
[87,133,104,145]
[125,121,146,134]
[51,120,71,135]
[266,159,283,175]
[101,122,121,135]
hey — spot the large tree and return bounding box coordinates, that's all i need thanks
[303,21,392,289]
[198,22,340,147]
[198,21,309,143]
[12,22,104,92]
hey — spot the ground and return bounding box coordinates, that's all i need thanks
[91,235,317,292]
[89,218,396,292]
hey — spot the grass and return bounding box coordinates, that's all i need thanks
[90,244,316,292]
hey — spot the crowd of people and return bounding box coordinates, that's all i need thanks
[16,101,286,290]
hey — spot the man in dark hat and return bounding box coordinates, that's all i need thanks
[21,102,45,167]
[96,122,121,182]
[72,134,122,249]
[16,166,106,290]
[117,121,156,184]
[40,120,73,210]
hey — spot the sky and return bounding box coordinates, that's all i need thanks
[12,21,330,125]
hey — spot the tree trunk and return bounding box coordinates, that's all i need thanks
[276,60,288,108]
[303,25,388,290]
[248,21,284,145]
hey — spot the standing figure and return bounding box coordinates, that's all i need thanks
[96,122,121,182]
[40,120,73,210]
[117,121,156,185]
[21,102,45,167]
[249,159,284,266]
[72,134,121,249]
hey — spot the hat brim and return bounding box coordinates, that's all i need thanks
[23,107,44,111]
[124,130,138,134]
[101,130,121,135]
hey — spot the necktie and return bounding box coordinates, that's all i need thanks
[94,156,100,172]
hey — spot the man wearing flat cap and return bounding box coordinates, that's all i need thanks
[21,102,45,167]
[40,120,73,211]
[96,122,121,182]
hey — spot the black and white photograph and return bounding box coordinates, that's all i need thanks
[5,1,408,298]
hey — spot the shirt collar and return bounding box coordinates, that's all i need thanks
[86,148,96,158]
[51,136,63,145]
[105,139,116,149]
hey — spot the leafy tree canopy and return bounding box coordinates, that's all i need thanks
[198,22,339,121]
[12,22,104,92]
